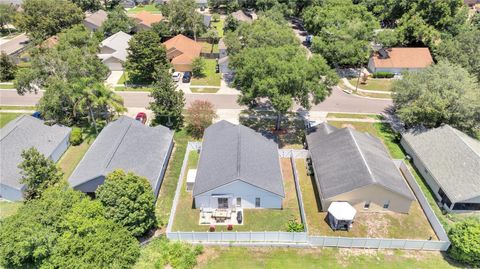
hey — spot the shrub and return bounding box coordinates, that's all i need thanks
[192,57,205,77]
[69,127,83,146]
[373,71,394,78]
[141,237,203,269]
[448,219,480,266]
[286,219,305,232]
[185,100,217,139]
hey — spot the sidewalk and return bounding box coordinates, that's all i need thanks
[105,71,124,86]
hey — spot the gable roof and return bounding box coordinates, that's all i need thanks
[371,47,433,69]
[84,10,108,27]
[1,33,29,56]
[163,34,202,65]
[68,116,173,192]
[1,115,71,190]
[193,120,284,197]
[130,11,163,27]
[402,125,480,203]
[307,123,414,200]
[98,31,132,62]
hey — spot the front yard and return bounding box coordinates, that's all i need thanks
[171,153,302,232]
[0,113,24,128]
[348,78,393,92]
[190,59,221,87]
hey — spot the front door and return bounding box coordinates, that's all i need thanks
[218,197,229,209]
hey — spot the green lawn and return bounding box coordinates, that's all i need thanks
[172,155,301,232]
[114,86,152,92]
[327,113,383,120]
[127,4,162,13]
[0,113,23,128]
[0,106,35,111]
[190,59,221,87]
[197,247,460,269]
[348,78,393,92]
[56,132,96,179]
[357,91,392,99]
[0,201,22,219]
[0,83,15,89]
[190,87,219,93]
[211,17,224,38]
[199,41,219,53]
[118,72,128,84]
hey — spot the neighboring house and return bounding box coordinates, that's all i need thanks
[97,31,132,71]
[367,47,433,74]
[68,116,174,199]
[231,10,257,23]
[202,14,211,28]
[0,115,71,201]
[129,11,163,31]
[163,34,202,72]
[306,123,415,213]
[193,120,285,209]
[83,10,108,32]
[120,0,135,8]
[196,0,208,8]
[401,125,480,212]
[0,33,29,63]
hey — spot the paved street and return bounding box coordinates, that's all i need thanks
[0,87,392,114]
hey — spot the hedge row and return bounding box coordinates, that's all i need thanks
[373,72,395,78]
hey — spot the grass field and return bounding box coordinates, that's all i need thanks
[172,156,301,232]
[114,86,152,92]
[190,59,221,87]
[0,113,23,128]
[211,17,224,38]
[197,247,460,269]
[200,41,219,53]
[0,201,22,219]
[348,78,393,92]
[127,4,161,13]
[56,131,97,179]
[190,87,219,93]
[327,113,383,120]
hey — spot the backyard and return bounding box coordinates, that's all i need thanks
[348,78,393,92]
[190,59,221,87]
[211,16,224,37]
[56,132,97,179]
[171,152,302,232]
[127,4,161,14]
[200,41,219,54]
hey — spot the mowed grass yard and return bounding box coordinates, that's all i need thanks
[127,4,161,13]
[197,247,460,269]
[0,113,24,128]
[210,17,224,37]
[190,59,221,87]
[0,201,22,219]
[56,134,97,180]
[200,41,219,53]
[348,78,393,92]
[172,155,301,232]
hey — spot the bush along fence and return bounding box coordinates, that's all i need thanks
[166,148,450,251]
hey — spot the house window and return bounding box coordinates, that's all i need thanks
[236,197,242,207]
[255,197,261,208]
[383,200,390,209]
[218,197,228,209]
[364,201,371,209]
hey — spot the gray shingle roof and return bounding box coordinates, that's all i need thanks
[193,120,284,197]
[0,115,71,190]
[307,123,414,200]
[98,31,132,62]
[402,125,480,203]
[68,116,173,192]
[84,10,108,27]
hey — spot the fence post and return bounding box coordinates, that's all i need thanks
[235,231,238,242]
[207,232,210,242]
[192,231,195,242]
[377,238,382,249]
[278,232,280,242]
[363,238,368,249]
[249,231,252,242]
[337,237,340,247]
[403,240,407,249]
[421,240,426,250]
[221,231,223,241]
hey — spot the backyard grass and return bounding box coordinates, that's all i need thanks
[0,83,15,89]
[0,201,22,219]
[200,41,219,53]
[190,59,221,87]
[56,132,97,179]
[190,87,219,93]
[348,78,393,92]
[197,247,460,269]
[127,4,161,13]
[211,17,224,37]
[172,156,301,232]
[326,113,384,120]
[0,106,35,110]
[0,113,23,128]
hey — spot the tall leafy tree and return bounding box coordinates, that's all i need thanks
[15,0,84,41]
[164,0,205,39]
[99,6,135,37]
[96,170,157,237]
[70,0,101,11]
[0,4,16,32]
[149,69,185,130]
[0,52,16,81]
[124,30,169,84]
[392,61,480,134]
[232,45,338,129]
[18,147,63,200]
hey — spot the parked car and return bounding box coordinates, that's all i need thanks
[31,111,42,119]
[135,112,147,124]
[172,72,181,82]
[182,71,192,83]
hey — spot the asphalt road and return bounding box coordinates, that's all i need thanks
[0,88,392,114]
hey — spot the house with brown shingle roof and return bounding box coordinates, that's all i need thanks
[163,34,202,72]
[129,11,163,31]
[83,10,108,32]
[367,47,433,74]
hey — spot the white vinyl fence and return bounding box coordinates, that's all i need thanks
[168,231,308,243]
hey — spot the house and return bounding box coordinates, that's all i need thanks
[196,0,208,8]
[306,123,415,213]
[1,33,29,63]
[193,120,285,209]
[231,10,257,23]
[68,116,174,199]
[0,115,71,201]
[163,34,202,72]
[367,47,433,74]
[129,11,163,30]
[97,31,132,71]
[83,10,108,32]
[401,125,480,212]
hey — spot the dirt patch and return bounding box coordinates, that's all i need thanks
[356,212,390,237]
[197,247,219,265]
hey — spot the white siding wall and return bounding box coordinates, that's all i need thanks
[194,180,283,209]
[49,134,70,163]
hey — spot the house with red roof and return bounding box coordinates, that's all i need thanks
[163,34,202,72]
[368,47,433,74]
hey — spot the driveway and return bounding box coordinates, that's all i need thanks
[288,17,312,59]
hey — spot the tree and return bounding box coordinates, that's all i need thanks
[0,52,16,81]
[165,0,204,39]
[0,4,16,32]
[192,57,205,77]
[448,219,480,266]
[374,29,401,48]
[70,0,101,11]
[392,61,480,134]
[0,187,140,269]
[212,13,220,22]
[18,147,63,200]
[205,28,219,53]
[185,100,217,138]
[232,45,338,129]
[151,21,170,40]
[96,170,156,237]
[99,6,135,37]
[15,0,84,41]
[395,13,440,46]
[124,30,169,84]
[224,14,239,32]
[149,69,185,130]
